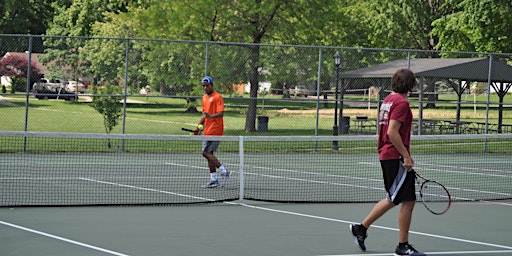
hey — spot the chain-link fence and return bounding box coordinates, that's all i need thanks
[1,34,511,136]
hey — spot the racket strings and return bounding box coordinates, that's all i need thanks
[420,181,451,214]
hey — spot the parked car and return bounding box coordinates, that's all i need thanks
[65,80,85,93]
[34,87,78,101]
[32,78,66,91]
[289,86,311,97]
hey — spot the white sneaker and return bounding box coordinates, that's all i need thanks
[201,179,219,188]
[221,169,230,187]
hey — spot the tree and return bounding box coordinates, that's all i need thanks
[0,53,41,92]
[0,0,55,54]
[123,0,347,132]
[432,0,512,54]
[355,0,459,51]
[90,83,123,148]
[43,0,142,84]
[80,11,146,91]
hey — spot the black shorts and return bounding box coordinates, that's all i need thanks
[380,159,416,205]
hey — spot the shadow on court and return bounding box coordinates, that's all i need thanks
[1,200,511,256]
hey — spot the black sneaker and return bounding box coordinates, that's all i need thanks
[394,244,426,256]
[349,224,367,251]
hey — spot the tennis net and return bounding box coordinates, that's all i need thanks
[1,131,511,206]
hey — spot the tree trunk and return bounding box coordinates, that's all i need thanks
[244,44,261,132]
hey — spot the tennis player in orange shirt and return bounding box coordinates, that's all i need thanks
[196,76,230,188]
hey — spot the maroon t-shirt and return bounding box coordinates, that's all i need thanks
[378,93,413,160]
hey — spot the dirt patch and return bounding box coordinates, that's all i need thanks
[80,96,147,103]
[276,108,376,117]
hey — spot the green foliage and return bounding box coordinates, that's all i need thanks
[91,83,123,138]
[355,0,457,51]
[0,0,54,35]
[432,0,512,54]
[43,0,145,87]
[10,77,28,93]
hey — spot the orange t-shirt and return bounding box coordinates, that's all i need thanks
[202,91,224,135]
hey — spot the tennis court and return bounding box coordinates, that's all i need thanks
[1,132,511,255]
[1,200,511,256]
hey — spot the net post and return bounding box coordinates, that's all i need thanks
[238,136,244,203]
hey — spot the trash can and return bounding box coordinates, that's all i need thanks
[257,116,269,132]
[341,116,350,134]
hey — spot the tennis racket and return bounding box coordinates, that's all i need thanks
[413,170,451,215]
[181,127,202,135]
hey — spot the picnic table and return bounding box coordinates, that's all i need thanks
[352,116,377,134]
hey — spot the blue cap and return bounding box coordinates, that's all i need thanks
[201,76,213,84]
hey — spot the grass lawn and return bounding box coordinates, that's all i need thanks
[1,92,511,136]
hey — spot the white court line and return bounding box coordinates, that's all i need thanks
[79,177,217,202]
[316,251,512,256]
[11,172,508,256]
[237,203,512,253]
[480,200,512,206]
[0,176,236,256]
[168,161,512,204]
[168,162,512,251]
[358,162,512,199]
[168,162,386,192]
[165,162,208,170]
[0,221,130,256]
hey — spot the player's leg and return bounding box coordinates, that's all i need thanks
[201,141,219,188]
[362,199,395,228]
[202,156,219,188]
[393,169,416,244]
[203,141,230,186]
[394,177,425,255]
[351,198,395,251]
[207,152,230,187]
[350,159,400,252]
[398,200,415,243]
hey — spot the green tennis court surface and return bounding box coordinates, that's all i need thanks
[1,132,511,255]
[1,200,511,256]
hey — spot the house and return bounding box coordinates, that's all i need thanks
[0,52,47,89]
[1,52,91,90]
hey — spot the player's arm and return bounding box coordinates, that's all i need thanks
[195,116,206,134]
[198,116,205,126]
[387,119,414,170]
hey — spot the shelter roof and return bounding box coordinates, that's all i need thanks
[341,58,512,83]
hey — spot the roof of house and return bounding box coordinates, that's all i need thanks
[2,52,47,74]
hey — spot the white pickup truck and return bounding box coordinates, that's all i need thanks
[32,78,66,91]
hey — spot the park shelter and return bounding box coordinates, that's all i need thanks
[340,58,512,133]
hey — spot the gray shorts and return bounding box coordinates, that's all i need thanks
[202,140,220,153]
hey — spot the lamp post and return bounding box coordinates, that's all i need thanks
[339,67,346,134]
[333,51,341,150]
